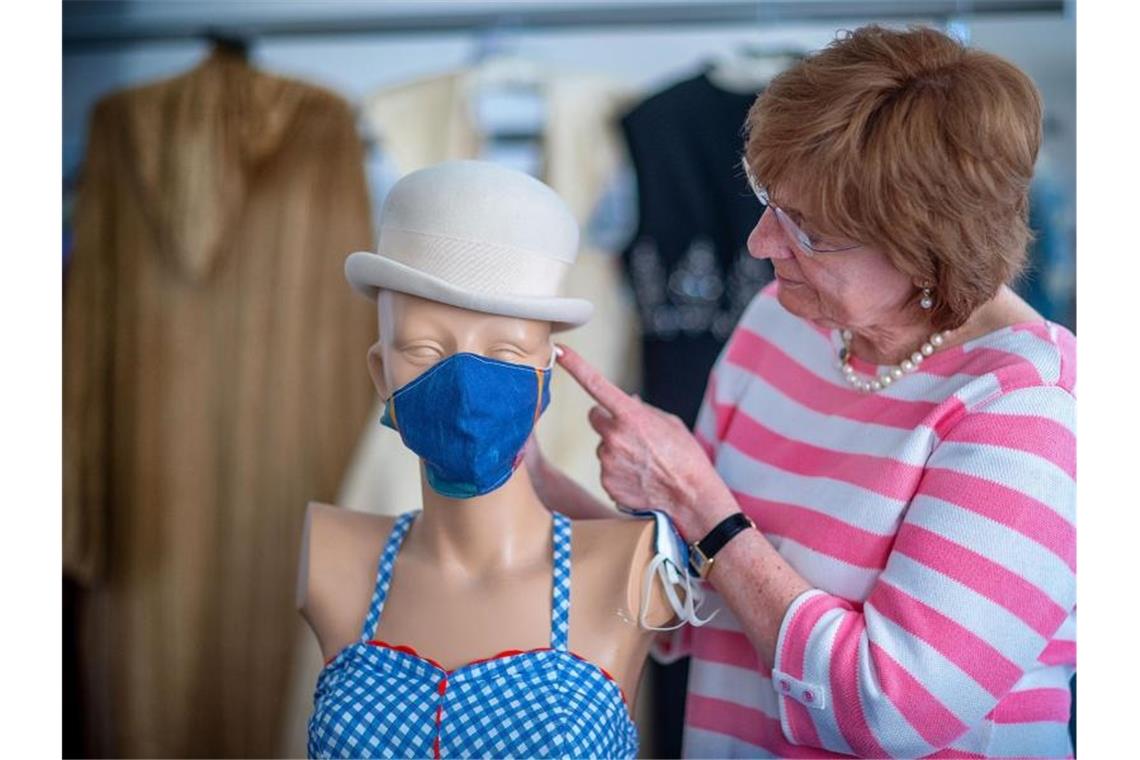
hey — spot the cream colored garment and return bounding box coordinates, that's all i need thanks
[279,68,641,758]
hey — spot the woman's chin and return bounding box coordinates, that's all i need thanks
[775,288,842,330]
[776,285,817,320]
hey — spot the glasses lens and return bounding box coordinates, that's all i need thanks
[749,173,860,254]
[770,207,814,253]
[773,202,860,254]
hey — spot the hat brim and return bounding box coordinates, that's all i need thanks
[345,252,593,333]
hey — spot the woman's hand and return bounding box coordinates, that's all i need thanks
[555,344,738,540]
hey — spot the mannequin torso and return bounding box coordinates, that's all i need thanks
[299,497,667,708]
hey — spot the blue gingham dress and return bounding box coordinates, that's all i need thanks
[308,511,639,759]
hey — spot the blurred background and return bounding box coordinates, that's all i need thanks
[62,2,1076,757]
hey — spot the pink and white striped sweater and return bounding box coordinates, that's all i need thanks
[659,283,1076,758]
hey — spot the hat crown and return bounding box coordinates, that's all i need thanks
[381,160,578,268]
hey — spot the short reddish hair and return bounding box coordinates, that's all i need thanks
[744,25,1042,329]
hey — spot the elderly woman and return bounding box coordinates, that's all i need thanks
[530,25,1075,759]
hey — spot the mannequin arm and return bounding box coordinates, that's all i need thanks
[537,461,618,520]
[524,435,618,520]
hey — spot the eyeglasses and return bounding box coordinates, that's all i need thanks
[743,167,862,254]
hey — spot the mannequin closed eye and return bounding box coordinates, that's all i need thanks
[488,343,539,361]
[395,340,541,363]
[399,342,446,362]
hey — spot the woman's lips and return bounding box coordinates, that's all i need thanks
[775,271,805,286]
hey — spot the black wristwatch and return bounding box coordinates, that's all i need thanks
[689,512,756,579]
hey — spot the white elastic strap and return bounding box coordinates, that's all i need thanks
[639,553,718,631]
[544,342,560,369]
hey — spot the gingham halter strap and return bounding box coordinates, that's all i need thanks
[550,512,571,651]
[359,511,417,641]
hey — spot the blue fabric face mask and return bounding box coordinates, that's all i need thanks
[381,350,554,499]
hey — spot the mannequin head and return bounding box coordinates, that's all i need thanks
[365,289,555,501]
[366,290,554,401]
[344,161,581,500]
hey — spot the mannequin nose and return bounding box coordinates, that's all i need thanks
[747,208,794,261]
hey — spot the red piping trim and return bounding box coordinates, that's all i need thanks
[322,639,633,713]
[433,675,448,760]
[367,639,631,707]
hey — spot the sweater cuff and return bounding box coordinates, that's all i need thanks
[771,588,833,745]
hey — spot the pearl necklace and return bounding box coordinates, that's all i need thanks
[838,328,951,392]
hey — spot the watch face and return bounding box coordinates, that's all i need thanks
[689,544,712,578]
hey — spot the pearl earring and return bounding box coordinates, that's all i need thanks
[920,285,934,310]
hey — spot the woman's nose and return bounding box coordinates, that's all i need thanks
[747,208,794,261]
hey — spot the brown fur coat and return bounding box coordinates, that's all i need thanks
[63,50,376,757]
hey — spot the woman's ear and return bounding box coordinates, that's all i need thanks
[366,342,390,399]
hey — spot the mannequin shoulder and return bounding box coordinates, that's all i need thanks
[570,516,656,564]
[296,502,397,624]
[570,516,675,628]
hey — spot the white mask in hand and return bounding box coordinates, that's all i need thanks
[620,507,717,631]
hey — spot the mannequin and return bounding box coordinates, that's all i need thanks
[298,290,674,699]
[295,161,690,758]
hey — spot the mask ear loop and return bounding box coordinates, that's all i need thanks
[674,558,716,627]
[638,553,718,631]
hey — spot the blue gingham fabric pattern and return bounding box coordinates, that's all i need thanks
[308,511,639,759]
[550,512,570,651]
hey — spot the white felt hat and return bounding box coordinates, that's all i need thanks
[345,160,593,331]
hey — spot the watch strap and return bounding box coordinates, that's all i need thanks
[689,512,755,578]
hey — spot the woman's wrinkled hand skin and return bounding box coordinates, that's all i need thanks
[555,344,737,540]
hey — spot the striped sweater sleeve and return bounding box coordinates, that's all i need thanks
[769,384,1076,757]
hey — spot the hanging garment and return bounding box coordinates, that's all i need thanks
[281,67,639,758]
[308,511,639,759]
[619,69,774,428]
[63,50,376,758]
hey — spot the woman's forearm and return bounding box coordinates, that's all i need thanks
[707,525,813,669]
[683,484,812,670]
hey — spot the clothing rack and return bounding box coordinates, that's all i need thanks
[64,1,1065,51]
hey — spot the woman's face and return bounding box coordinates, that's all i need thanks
[746,189,917,333]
